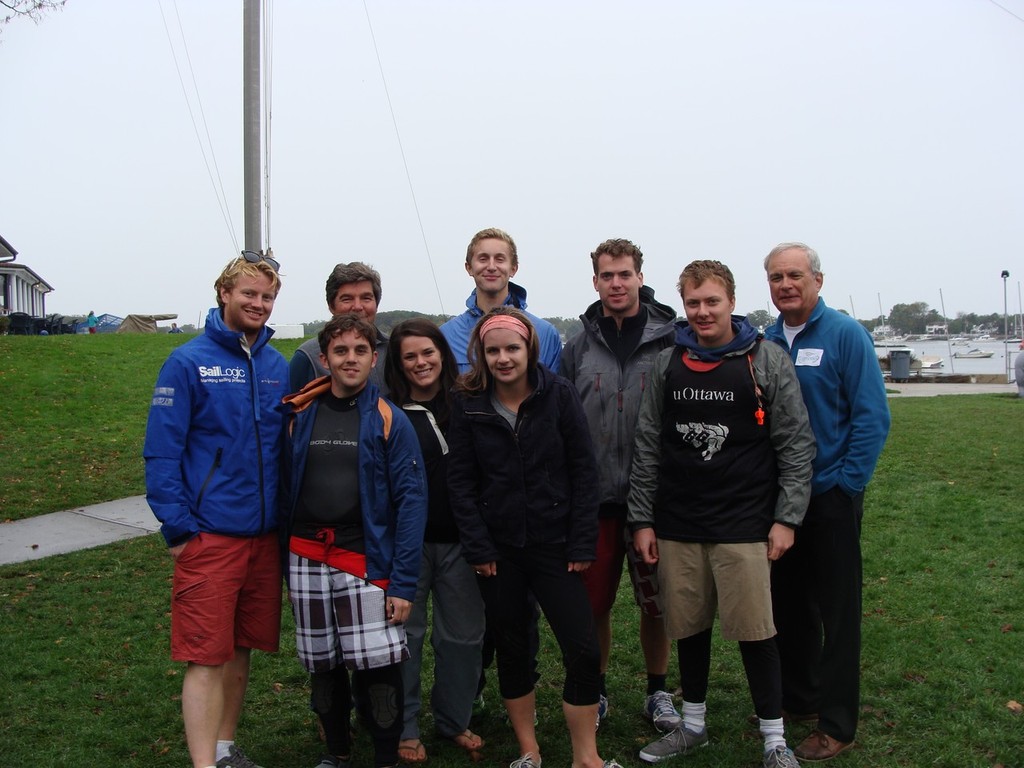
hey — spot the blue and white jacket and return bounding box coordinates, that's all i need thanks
[144,307,289,546]
[280,379,427,602]
[765,297,890,497]
[440,281,563,373]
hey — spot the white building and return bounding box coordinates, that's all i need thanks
[0,235,54,317]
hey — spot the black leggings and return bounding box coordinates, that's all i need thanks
[311,663,404,767]
[478,544,600,705]
[677,629,782,719]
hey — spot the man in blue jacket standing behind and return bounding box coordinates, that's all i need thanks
[144,252,289,768]
[441,227,562,373]
[763,242,890,762]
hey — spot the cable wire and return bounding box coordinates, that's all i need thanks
[362,0,446,315]
[157,0,239,256]
[985,0,1024,24]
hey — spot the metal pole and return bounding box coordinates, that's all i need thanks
[243,0,262,253]
[1002,270,1010,383]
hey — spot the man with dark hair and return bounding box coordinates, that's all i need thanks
[144,253,288,768]
[441,227,562,372]
[281,313,428,768]
[290,262,389,391]
[629,260,814,768]
[560,238,680,732]
[763,242,890,762]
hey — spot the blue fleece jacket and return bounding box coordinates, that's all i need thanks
[765,298,890,496]
[143,307,289,546]
[440,281,562,373]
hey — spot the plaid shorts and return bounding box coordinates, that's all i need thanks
[288,552,408,672]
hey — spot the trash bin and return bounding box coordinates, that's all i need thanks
[889,349,911,382]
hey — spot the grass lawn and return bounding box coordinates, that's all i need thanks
[1,334,1022,767]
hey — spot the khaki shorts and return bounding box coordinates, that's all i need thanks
[656,539,775,642]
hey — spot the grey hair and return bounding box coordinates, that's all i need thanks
[763,242,821,275]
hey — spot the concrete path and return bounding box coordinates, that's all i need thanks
[0,381,1018,567]
[886,381,1017,397]
[0,495,159,567]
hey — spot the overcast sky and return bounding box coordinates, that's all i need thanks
[3,0,1023,327]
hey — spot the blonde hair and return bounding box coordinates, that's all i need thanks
[465,227,518,269]
[214,258,281,307]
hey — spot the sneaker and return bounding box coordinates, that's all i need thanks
[763,746,800,768]
[596,693,609,729]
[643,691,682,732]
[314,756,351,768]
[638,727,709,763]
[602,761,625,768]
[510,752,541,768]
[216,745,264,768]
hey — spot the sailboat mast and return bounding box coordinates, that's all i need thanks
[243,0,261,253]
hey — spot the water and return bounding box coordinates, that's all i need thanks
[882,339,1019,378]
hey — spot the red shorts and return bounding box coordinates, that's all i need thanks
[581,517,662,618]
[170,531,282,665]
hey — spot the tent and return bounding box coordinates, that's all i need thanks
[116,314,178,333]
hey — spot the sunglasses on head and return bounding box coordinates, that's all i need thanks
[240,249,280,272]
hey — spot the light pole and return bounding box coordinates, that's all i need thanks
[1002,270,1010,382]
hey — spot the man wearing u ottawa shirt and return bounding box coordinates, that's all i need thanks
[627,260,814,768]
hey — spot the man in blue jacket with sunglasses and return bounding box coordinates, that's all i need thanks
[144,252,288,768]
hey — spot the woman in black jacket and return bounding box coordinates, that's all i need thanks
[447,307,621,768]
[384,319,486,764]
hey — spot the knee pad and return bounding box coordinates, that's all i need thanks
[310,670,337,714]
[365,681,400,729]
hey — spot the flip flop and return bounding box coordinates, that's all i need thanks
[449,729,485,755]
[398,739,428,764]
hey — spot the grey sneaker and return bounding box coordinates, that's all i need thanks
[216,745,264,768]
[603,761,625,768]
[643,691,682,732]
[510,753,541,768]
[638,727,709,763]
[596,693,609,729]
[763,746,800,768]
[314,756,351,768]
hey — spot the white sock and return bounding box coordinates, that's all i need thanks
[759,717,786,752]
[216,740,234,762]
[680,700,706,733]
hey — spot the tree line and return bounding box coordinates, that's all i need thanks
[169,304,1012,339]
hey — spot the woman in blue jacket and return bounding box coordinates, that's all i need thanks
[447,307,621,768]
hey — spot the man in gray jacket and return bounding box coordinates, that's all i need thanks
[560,238,680,732]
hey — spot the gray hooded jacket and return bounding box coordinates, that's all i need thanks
[560,286,676,514]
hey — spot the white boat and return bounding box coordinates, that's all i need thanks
[918,355,944,369]
[952,348,995,359]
